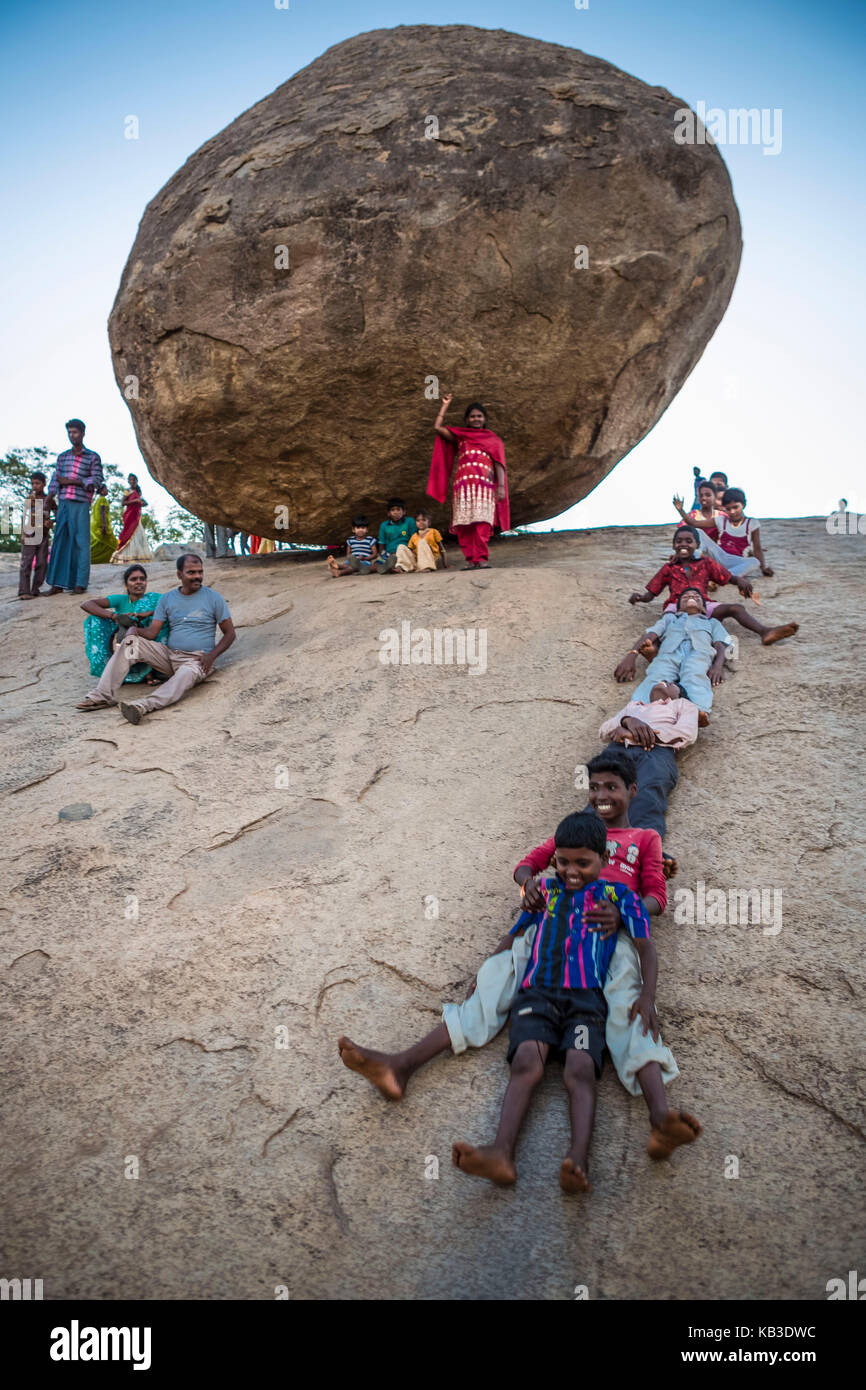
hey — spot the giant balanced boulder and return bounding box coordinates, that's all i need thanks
[109,25,742,543]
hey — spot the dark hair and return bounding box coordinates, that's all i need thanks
[697,480,715,494]
[415,507,430,518]
[677,586,706,609]
[30,471,47,484]
[128,473,139,484]
[650,679,684,698]
[123,564,147,584]
[722,487,746,507]
[351,515,369,527]
[586,751,638,789]
[65,418,85,432]
[176,552,202,573]
[386,498,405,511]
[553,811,607,855]
[709,471,728,484]
[674,524,700,544]
[463,401,488,422]
[692,466,702,478]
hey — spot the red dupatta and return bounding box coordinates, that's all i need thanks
[116,488,143,549]
[427,425,511,531]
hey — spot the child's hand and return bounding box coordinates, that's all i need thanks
[629,992,660,1040]
[584,898,622,940]
[673,494,684,511]
[520,876,544,911]
[622,716,656,748]
[614,653,638,682]
[761,564,774,577]
[710,661,725,687]
[628,591,646,605]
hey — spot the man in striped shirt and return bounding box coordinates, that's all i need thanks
[453,812,655,1193]
[46,419,104,594]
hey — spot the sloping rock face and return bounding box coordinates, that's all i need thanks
[109,25,742,542]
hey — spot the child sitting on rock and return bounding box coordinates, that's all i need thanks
[451,812,660,1192]
[375,498,416,573]
[327,516,379,577]
[394,509,447,572]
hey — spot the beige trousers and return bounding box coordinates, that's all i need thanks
[86,634,209,714]
[394,539,437,572]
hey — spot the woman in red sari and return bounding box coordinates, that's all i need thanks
[110,474,153,564]
[427,396,510,569]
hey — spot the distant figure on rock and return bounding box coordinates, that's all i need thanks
[76,553,235,724]
[374,498,416,573]
[18,470,56,599]
[90,485,117,564]
[394,509,447,572]
[111,474,154,564]
[327,515,379,577]
[428,396,509,570]
[46,418,104,595]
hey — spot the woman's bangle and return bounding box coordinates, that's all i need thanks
[628,649,641,655]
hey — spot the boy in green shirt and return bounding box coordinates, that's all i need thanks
[375,498,417,572]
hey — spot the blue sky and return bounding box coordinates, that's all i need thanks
[2,0,864,529]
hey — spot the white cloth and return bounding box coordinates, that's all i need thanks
[111,523,154,564]
[442,924,679,1095]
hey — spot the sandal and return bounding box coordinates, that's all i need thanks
[77,698,113,712]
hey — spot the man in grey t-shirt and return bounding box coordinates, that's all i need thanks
[78,553,236,724]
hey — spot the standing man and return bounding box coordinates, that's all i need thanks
[46,419,104,594]
[76,552,236,724]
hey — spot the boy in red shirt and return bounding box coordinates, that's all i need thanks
[338,753,700,1163]
[630,526,798,646]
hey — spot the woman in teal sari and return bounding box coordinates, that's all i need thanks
[80,564,167,682]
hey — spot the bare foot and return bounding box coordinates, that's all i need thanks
[761,622,798,646]
[559,1156,591,1193]
[452,1141,516,1186]
[337,1036,406,1100]
[662,854,679,880]
[637,637,658,660]
[647,1109,703,1160]
[326,556,341,576]
[697,710,710,728]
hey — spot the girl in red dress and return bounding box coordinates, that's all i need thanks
[427,396,510,569]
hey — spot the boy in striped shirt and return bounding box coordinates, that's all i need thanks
[453,812,655,1193]
[327,516,379,577]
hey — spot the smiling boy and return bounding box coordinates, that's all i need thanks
[452,812,654,1191]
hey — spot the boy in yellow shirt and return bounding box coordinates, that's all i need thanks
[395,509,447,572]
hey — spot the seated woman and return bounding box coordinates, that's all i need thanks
[80,564,167,684]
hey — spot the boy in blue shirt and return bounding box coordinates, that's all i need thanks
[375,498,416,573]
[452,811,656,1194]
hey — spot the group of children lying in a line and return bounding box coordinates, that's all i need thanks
[338,471,798,1193]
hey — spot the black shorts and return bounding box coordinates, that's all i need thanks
[507,985,607,1076]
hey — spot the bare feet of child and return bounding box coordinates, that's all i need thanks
[451,1141,516,1186]
[761,622,799,646]
[559,1156,591,1193]
[647,1110,702,1160]
[327,556,341,577]
[637,636,658,660]
[697,710,710,728]
[337,1036,407,1100]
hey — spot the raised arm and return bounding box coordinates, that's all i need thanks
[433,392,458,444]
